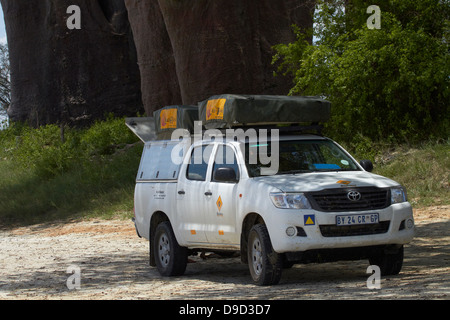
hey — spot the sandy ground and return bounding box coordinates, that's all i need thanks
[0,206,448,300]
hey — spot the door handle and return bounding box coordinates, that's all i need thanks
[204,191,212,196]
[178,190,185,195]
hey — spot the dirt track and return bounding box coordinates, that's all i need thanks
[0,206,448,300]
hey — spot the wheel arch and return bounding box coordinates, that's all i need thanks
[149,211,170,267]
[240,212,266,263]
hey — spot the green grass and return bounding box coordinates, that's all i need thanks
[0,117,142,226]
[0,118,447,227]
[372,143,449,207]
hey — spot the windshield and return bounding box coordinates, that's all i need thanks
[244,139,360,177]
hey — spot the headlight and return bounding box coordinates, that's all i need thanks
[391,186,407,204]
[270,192,312,209]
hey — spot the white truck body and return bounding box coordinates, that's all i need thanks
[133,133,415,284]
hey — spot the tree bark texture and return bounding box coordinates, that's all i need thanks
[1,0,315,125]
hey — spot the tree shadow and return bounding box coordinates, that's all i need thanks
[1,218,447,299]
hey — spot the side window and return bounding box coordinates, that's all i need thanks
[212,145,240,182]
[186,145,212,181]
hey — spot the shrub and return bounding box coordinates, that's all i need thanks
[80,114,138,156]
[0,115,142,224]
[1,115,139,179]
[273,0,449,144]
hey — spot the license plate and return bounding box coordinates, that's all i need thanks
[336,213,379,226]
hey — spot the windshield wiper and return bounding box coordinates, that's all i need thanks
[277,169,310,175]
[311,168,360,172]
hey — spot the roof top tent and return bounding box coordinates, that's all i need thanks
[153,105,199,140]
[126,95,331,142]
[198,94,331,132]
[125,105,199,142]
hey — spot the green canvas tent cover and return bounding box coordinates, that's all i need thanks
[198,94,331,129]
[153,105,199,140]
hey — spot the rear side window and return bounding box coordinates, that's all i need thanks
[137,141,187,181]
[186,145,212,181]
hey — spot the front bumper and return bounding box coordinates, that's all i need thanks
[265,202,415,253]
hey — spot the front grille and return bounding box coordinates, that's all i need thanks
[320,221,390,237]
[307,187,390,212]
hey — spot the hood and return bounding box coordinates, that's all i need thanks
[254,171,400,193]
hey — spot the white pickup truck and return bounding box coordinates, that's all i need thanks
[129,95,415,285]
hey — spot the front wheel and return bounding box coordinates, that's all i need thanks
[369,245,404,276]
[247,224,283,286]
[154,221,188,276]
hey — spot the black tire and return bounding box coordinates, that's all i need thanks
[154,221,188,276]
[247,224,283,285]
[282,256,295,269]
[369,245,404,276]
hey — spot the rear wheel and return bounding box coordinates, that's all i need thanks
[154,221,188,276]
[247,224,283,285]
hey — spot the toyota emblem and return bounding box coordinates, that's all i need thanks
[347,190,361,201]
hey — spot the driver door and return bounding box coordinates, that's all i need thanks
[204,144,240,245]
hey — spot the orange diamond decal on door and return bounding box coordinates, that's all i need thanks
[216,196,223,211]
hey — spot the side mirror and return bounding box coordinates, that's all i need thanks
[360,160,373,172]
[213,167,238,183]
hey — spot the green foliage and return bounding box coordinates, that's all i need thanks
[80,114,138,156]
[0,116,142,225]
[0,115,139,179]
[273,0,449,144]
[6,124,77,178]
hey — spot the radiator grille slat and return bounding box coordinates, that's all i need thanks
[307,187,390,212]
